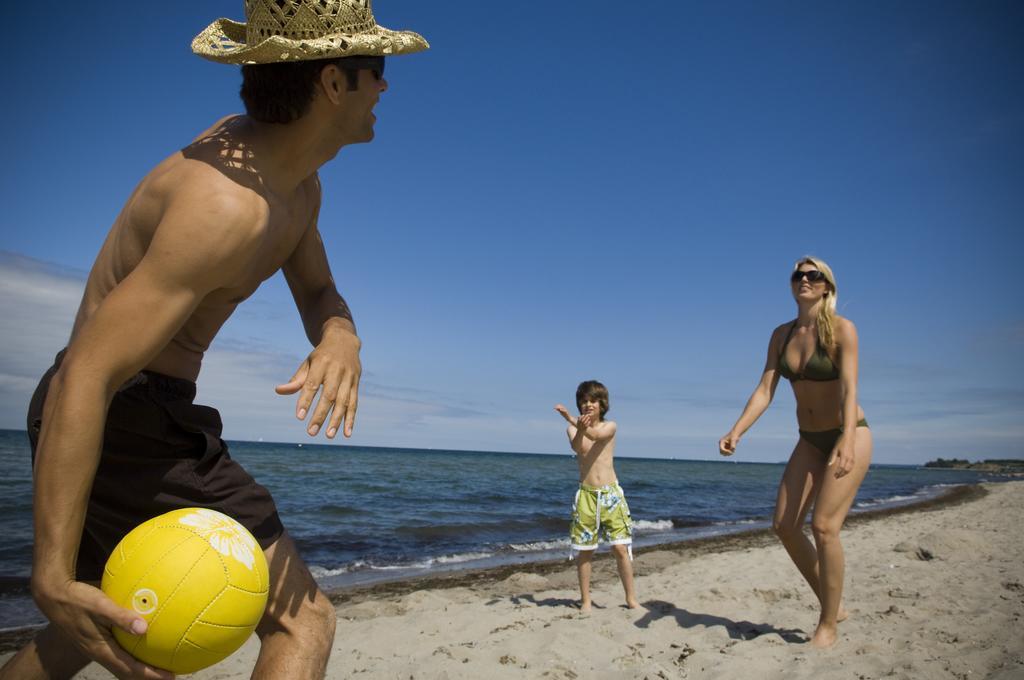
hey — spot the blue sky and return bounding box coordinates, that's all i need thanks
[1,2,1021,464]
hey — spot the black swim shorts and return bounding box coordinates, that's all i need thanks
[27,349,284,582]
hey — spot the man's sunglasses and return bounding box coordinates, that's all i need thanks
[791,269,827,283]
[339,56,385,80]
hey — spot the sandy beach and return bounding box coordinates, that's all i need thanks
[4,481,1022,679]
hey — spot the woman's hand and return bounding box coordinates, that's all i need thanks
[719,432,740,456]
[830,436,856,478]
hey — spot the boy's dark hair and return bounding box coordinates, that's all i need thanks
[240,57,361,124]
[576,380,610,420]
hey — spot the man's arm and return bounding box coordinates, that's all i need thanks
[31,188,263,679]
[278,176,362,439]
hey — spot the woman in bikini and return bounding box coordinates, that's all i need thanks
[719,256,872,648]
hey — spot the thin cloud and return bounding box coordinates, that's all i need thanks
[969,320,1024,350]
[629,392,745,411]
[864,386,1024,421]
[0,253,83,397]
[0,253,498,446]
[198,343,499,443]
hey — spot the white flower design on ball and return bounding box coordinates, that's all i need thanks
[179,509,257,570]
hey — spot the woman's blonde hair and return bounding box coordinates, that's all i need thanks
[793,256,838,351]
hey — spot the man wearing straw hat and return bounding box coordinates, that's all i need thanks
[1,2,427,678]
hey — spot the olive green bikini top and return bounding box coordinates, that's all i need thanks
[777,322,839,382]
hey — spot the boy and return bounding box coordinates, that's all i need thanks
[555,380,639,613]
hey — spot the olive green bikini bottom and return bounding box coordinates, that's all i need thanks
[799,418,869,457]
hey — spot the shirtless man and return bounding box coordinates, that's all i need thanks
[0,2,427,678]
[555,380,639,613]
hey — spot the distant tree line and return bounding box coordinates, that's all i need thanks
[924,458,1024,469]
[924,458,970,468]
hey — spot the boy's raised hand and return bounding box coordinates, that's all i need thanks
[554,404,576,424]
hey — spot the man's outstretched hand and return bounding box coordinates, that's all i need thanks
[276,329,362,439]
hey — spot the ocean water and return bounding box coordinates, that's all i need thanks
[0,429,995,630]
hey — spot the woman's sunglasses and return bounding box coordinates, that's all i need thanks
[791,269,827,283]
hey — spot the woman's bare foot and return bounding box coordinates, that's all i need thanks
[625,598,640,609]
[809,622,838,648]
[579,600,592,614]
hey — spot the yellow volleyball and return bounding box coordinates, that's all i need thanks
[100,508,270,674]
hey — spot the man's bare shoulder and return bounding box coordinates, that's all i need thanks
[142,158,268,239]
[135,119,271,232]
[192,114,243,143]
[120,162,270,287]
[171,115,275,206]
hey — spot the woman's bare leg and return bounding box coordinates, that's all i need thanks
[773,440,826,591]
[772,439,850,623]
[809,427,873,647]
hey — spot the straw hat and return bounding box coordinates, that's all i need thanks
[192,0,429,64]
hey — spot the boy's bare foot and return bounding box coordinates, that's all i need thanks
[579,600,592,614]
[809,623,838,648]
[625,598,640,609]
